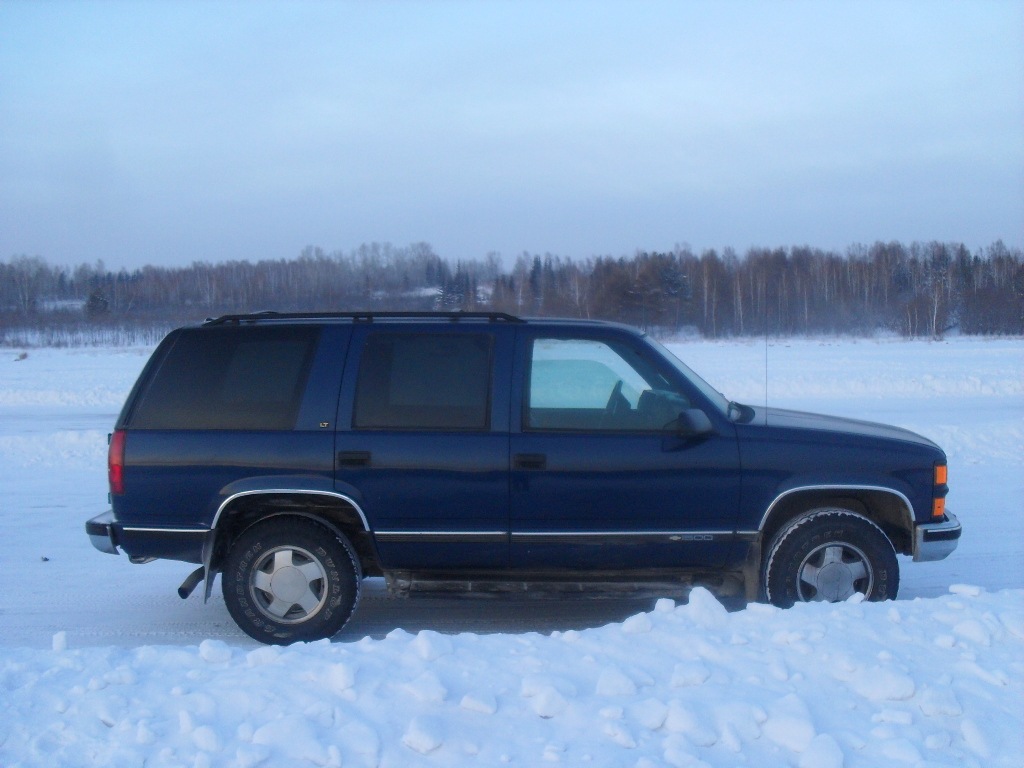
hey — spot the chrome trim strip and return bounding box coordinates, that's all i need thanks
[510,531,733,545]
[757,485,916,532]
[371,530,734,543]
[211,489,371,531]
[375,530,507,537]
[374,531,508,544]
[511,530,729,538]
[122,526,209,535]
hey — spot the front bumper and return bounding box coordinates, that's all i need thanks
[913,510,961,562]
[86,510,120,555]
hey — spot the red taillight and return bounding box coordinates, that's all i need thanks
[108,429,126,495]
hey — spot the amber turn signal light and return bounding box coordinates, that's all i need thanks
[932,462,948,519]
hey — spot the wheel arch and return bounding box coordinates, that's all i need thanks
[209,490,382,578]
[757,485,915,557]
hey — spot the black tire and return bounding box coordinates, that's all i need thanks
[222,516,361,644]
[762,508,899,607]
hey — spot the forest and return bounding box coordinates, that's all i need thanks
[1,239,1021,346]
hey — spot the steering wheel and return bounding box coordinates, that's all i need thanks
[605,379,627,415]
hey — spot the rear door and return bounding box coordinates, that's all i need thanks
[335,323,513,570]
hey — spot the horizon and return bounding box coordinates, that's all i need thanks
[7,236,1022,275]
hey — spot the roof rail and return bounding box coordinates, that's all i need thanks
[203,311,524,326]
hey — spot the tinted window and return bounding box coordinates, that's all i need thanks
[527,337,689,432]
[354,333,492,430]
[131,327,319,430]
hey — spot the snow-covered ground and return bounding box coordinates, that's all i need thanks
[1,337,1022,766]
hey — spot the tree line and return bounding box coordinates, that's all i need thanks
[1,239,1021,345]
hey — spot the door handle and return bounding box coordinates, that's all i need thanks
[338,451,371,468]
[514,453,546,470]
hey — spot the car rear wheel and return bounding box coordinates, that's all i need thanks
[223,516,361,644]
[762,508,898,607]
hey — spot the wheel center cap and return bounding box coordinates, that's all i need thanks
[270,566,308,603]
[817,563,853,600]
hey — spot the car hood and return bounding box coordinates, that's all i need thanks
[747,406,941,450]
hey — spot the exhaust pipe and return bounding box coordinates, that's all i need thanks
[178,566,205,599]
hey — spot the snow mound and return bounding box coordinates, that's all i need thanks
[2,587,1021,767]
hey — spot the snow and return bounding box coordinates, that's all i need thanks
[1,337,1023,766]
[5,589,1021,766]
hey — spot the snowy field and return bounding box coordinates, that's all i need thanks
[1,336,1022,766]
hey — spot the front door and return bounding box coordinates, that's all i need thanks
[509,330,741,570]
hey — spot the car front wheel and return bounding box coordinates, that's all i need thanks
[762,508,899,607]
[223,516,361,644]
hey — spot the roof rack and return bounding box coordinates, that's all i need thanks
[203,311,524,326]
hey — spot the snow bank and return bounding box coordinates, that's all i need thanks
[2,337,1022,766]
[2,588,1021,767]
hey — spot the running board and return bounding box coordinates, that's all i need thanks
[383,572,744,600]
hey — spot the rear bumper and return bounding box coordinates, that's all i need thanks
[85,510,207,564]
[913,510,961,562]
[86,510,120,555]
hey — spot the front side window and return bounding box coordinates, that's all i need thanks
[354,333,492,430]
[526,337,689,432]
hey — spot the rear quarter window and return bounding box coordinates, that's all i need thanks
[130,326,319,430]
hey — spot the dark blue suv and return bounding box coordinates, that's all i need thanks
[86,312,960,643]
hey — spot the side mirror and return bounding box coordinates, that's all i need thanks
[676,408,714,437]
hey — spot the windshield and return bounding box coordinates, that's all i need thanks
[647,338,732,417]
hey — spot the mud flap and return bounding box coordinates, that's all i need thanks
[742,538,762,602]
[202,530,217,602]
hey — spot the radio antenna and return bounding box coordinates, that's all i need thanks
[764,281,770,426]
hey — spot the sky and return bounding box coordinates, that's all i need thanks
[1,1,1022,270]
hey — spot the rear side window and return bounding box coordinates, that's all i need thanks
[354,332,492,430]
[131,327,319,430]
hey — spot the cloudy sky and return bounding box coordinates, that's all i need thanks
[1,1,1021,269]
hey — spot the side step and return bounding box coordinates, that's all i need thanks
[383,572,745,601]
